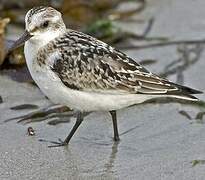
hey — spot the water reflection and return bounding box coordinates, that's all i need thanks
[59,140,120,178]
[103,141,120,178]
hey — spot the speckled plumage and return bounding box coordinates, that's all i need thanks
[12,6,202,146]
[36,29,200,97]
[26,6,55,24]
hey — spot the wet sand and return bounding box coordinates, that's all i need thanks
[0,0,205,179]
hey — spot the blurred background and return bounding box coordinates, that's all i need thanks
[0,0,150,82]
[0,1,205,179]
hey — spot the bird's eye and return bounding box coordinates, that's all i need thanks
[42,21,49,28]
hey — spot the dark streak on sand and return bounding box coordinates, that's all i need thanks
[10,104,39,110]
[0,96,2,103]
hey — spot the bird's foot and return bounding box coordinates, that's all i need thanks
[113,136,120,142]
[39,138,68,148]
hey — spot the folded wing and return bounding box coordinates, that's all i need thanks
[48,30,202,99]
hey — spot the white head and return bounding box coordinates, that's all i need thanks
[25,6,66,39]
[10,6,66,50]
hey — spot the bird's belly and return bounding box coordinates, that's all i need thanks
[30,68,150,111]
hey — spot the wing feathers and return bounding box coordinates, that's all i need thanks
[45,30,202,98]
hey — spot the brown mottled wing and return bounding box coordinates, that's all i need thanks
[51,30,201,96]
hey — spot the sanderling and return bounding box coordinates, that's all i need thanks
[10,6,202,147]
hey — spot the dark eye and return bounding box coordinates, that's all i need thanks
[42,21,49,28]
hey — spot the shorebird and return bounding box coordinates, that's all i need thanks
[10,6,202,147]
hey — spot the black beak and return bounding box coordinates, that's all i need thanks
[8,30,32,52]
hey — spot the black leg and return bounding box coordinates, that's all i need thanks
[63,111,84,144]
[109,110,120,141]
[44,111,84,147]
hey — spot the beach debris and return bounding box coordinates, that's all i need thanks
[191,160,205,167]
[5,104,72,125]
[0,95,2,103]
[0,17,9,65]
[10,104,38,110]
[178,110,192,120]
[27,127,35,136]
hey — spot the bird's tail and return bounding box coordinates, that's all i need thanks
[167,82,203,101]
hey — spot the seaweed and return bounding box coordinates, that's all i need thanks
[191,160,205,167]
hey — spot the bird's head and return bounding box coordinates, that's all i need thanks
[9,6,66,51]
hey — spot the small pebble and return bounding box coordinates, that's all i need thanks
[27,127,35,136]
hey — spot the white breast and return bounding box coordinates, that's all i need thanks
[24,40,66,103]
